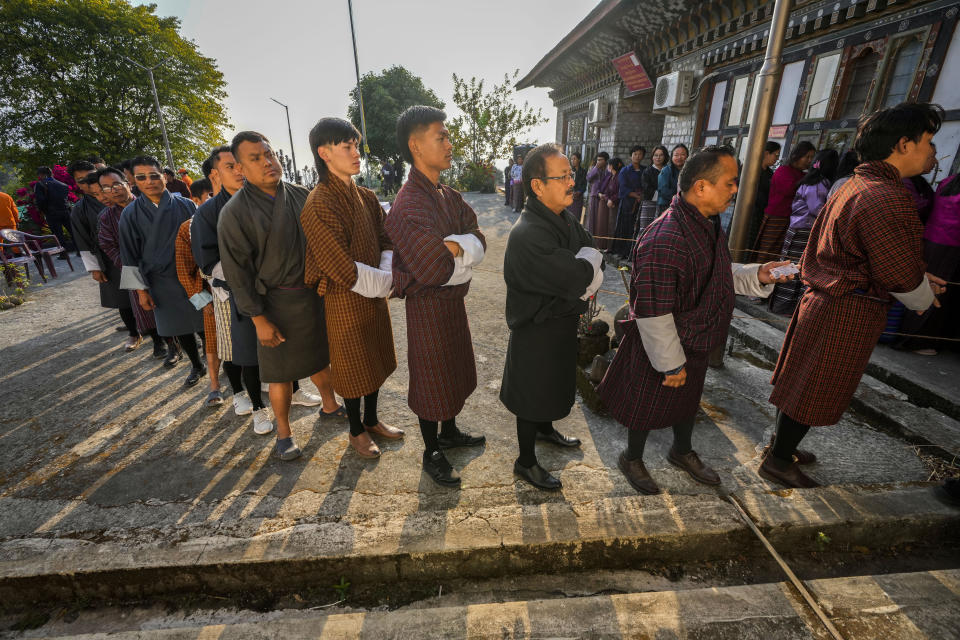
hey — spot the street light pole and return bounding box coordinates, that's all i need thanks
[727,0,793,262]
[270,97,300,184]
[347,0,372,186]
[124,56,175,171]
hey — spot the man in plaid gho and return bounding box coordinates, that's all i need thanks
[764,102,947,489]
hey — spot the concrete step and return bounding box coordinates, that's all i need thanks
[1,483,956,609]
[10,569,960,639]
[728,310,960,460]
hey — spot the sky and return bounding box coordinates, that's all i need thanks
[146,0,595,171]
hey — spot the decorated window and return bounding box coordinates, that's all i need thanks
[840,48,881,119]
[803,53,840,120]
[881,35,924,107]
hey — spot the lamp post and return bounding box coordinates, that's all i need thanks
[124,56,176,171]
[347,0,372,186]
[270,97,301,184]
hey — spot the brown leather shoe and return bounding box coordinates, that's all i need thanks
[365,422,405,440]
[764,434,817,465]
[618,451,661,495]
[667,448,721,486]
[758,457,819,488]
[349,432,381,458]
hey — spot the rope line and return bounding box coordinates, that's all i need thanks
[474,267,960,344]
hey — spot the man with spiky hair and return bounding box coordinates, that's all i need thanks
[68,161,138,348]
[218,131,339,461]
[384,106,487,488]
[118,154,206,385]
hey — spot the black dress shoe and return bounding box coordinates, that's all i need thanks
[514,460,562,490]
[152,342,167,359]
[423,450,461,487]
[536,429,581,448]
[115,325,127,332]
[164,347,183,368]
[185,365,206,387]
[437,428,486,449]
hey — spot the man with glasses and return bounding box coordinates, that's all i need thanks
[218,131,340,462]
[385,106,487,488]
[67,161,139,349]
[500,144,603,490]
[98,167,166,359]
[118,156,207,386]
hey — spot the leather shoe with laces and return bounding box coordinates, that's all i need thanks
[618,452,661,495]
[423,450,461,487]
[667,448,721,485]
[536,428,581,448]
[438,428,486,449]
[514,460,562,490]
[759,457,820,488]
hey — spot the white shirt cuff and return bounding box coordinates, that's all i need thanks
[120,265,147,290]
[731,263,775,298]
[444,234,485,267]
[443,255,473,286]
[189,291,213,310]
[79,251,101,273]
[635,314,686,372]
[890,275,935,311]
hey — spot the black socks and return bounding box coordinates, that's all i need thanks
[625,417,696,461]
[346,391,380,437]
[772,411,811,466]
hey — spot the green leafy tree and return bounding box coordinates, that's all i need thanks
[347,66,444,164]
[449,69,547,166]
[0,0,229,172]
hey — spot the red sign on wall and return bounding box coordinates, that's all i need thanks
[612,52,653,93]
[768,125,789,138]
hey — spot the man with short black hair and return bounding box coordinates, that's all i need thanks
[191,144,273,430]
[68,163,138,348]
[189,178,213,205]
[119,155,206,384]
[34,166,74,256]
[611,145,646,258]
[163,167,191,198]
[764,102,947,488]
[218,131,339,461]
[385,106,487,487]
[500,143,604,490]
[598,145,793,495]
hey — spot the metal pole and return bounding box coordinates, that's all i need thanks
[125,57,175,170]
[271,98,300,183]
[727,0,793,263]
[347,0,372,186]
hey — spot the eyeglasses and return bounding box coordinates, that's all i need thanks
[100,183,127,192]
[134,172,163,182]
[537,172,575,183]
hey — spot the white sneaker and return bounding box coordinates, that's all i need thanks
[232,392,253,416]
[253,408,274,435]
[291,389,323,407]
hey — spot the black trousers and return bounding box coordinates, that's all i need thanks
[45,213,75,252]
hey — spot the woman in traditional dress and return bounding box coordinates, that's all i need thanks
[752,141,815,263]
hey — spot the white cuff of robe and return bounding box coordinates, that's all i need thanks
[379,250,393,272]
[120,265,147,290]
[211,261,225,282]
[731,263,775,298]
[581,264,605,300]
[79,251,101,273]
[575,246,604,272]
[635,315,686,372]
[189,291,213,311]
[890,275,935,311]
[351,261,392,298]
[443,256,473,286]
[444,234,485,267]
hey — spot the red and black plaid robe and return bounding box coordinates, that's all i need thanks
[770,161,927,426]
[598,195,734,430]
[385,166,486,421]
[98,204,156,334]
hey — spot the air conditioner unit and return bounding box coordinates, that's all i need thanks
[587,98,609,125]
[653,71,694,112]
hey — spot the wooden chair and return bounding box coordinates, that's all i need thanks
[0,238,45,285]
[0,229,73,278]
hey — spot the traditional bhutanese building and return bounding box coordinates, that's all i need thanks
[518,0,960,179]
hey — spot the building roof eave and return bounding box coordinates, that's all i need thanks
[516,0,625,90]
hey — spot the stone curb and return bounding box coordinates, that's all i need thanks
[0,485,956,609]
[728,312,960,459]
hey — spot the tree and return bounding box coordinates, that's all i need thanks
[448,69,547,166]
[347,66,444,164]
[0,0,229,173]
